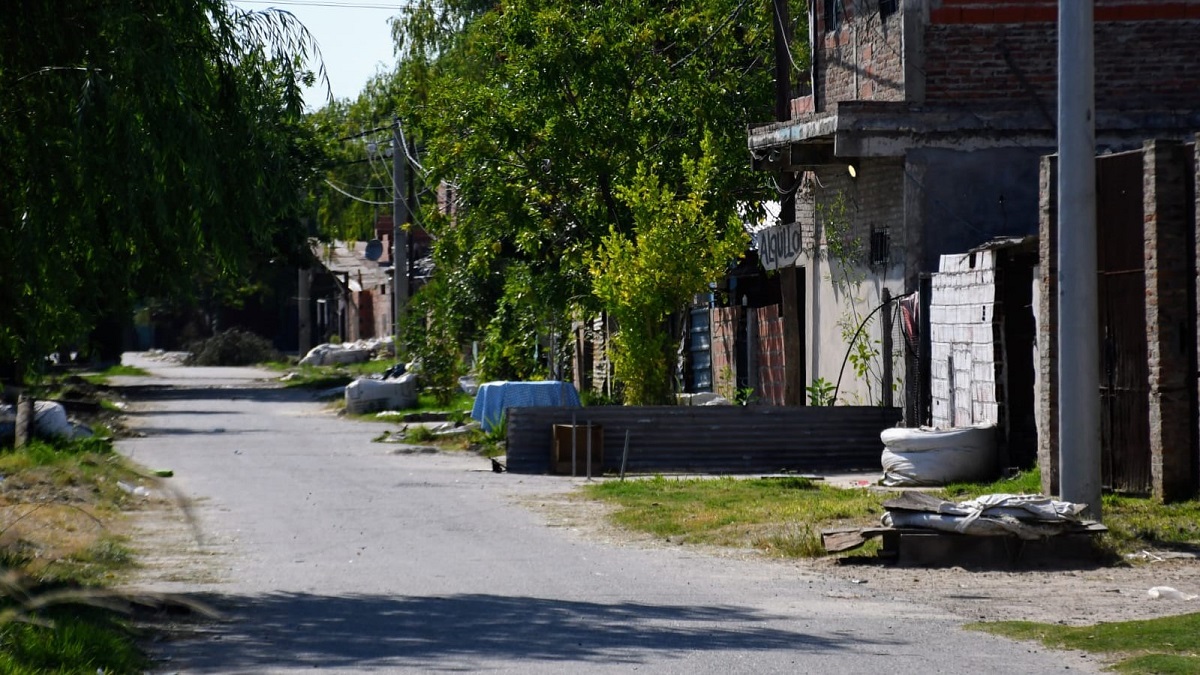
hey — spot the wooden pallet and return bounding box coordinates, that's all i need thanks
[822,522,1108,567]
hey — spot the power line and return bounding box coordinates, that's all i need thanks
[324,178,391,205]
[337,124,394,142]
[671,0,752,70]
[234,0,422,10]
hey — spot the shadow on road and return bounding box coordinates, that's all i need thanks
[118,384,326,405]
[153,591,890,671]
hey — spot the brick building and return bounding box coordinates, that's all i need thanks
[747,0,1200,476]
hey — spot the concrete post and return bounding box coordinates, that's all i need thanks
[1056,1,1102,519]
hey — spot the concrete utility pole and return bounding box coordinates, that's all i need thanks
[392,119,409,359]
[1057,1,1102,519]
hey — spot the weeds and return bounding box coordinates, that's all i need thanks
[585,476,883,557]
[0,436,212,672]
[805,377,836,406]
[82,364,149,386]
[405,426,435,443]
[970,613,1200,674]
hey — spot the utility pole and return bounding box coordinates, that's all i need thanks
[1057,1,1101,519]
[771,0,802,405]
[392,118,409,360]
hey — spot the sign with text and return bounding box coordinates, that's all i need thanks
[755,222,804,270]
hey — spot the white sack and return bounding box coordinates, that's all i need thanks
[345,374,417,415]
[880,424,996,487]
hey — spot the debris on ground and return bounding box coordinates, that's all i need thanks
[299,337,394,366]
[185,329,281,366]
[822,491,1106,558]
[1147,586,1197,600]
[345,373,417,414]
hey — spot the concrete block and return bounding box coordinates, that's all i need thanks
[345,374,418,415]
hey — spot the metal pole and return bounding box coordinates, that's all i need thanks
[620,429,631,481]
[881,288,893,408]
[392,119,409,361]
[1057,1,1101,520]
[586,420,593,480]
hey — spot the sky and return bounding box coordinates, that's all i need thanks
[230,0,403,111]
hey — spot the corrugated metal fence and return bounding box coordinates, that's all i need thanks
[506,405,901,475]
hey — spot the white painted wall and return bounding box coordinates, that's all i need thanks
[929,250,1000,428]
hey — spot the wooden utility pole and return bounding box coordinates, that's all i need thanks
[392,119,409,359]
[772,0,803,405]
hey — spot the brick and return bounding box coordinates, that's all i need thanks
[1121,3,1176,20]
[1025,5,1056,22]
[930,8,963,24]
[960,7,995,23]
[991,6,1026,24]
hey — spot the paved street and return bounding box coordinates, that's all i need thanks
[114,354,1099,674]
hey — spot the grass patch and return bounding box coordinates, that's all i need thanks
[970,613,1200,674]
[1098,493,1200,554]
[938,468,1043,500]
[940,468,1200,556]
[81,364,149,385]
[343,391,474,423]
[582,466,1200,559]
[272,360,395,389]
[0,603,149,674]
[0,438,147,584]
[584,476,885,557]
[405,426,436,443]
[0,436,156,672]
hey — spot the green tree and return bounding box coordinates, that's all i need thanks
[0,1,325,379]
[592,136,748,404]
[385,0,801,390]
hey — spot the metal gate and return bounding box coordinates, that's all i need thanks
[1096,151,1151,493]
[688,307,712,392]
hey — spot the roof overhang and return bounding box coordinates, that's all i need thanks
[748,102,1200,170]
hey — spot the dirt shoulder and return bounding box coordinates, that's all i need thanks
[529,489,1200,628]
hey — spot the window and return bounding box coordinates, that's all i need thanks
[824,0,844,32]
[879,0,898,20]
[870,227,891,267]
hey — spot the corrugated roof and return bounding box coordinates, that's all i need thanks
[312,240,391,293]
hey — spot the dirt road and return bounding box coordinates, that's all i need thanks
[114,354,1108,674]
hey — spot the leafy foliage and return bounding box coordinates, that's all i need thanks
[0,1,326,380]
[592,138,747,404]
[805,377,836,406]
[377,0,795,389]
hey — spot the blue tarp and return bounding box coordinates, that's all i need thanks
[471,380,581,432]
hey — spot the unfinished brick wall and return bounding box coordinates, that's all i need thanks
[589,314,615,398]
[924,2,1200,110]
[1036,156,1059,496]
[710,306,742,399]
[1143,139,1196,501]
[811,0,906,111]
[755,304,786,405]
[810,159,905,263]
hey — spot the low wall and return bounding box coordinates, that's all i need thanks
[505,405,902,475]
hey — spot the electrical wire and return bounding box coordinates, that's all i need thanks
[234,0,424,10]
[337,124,394,142]
[670,0,752,70]
[324,179,391,205]
[770,0,806,73]
[394,120,428,176]
[365,136,395,194]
